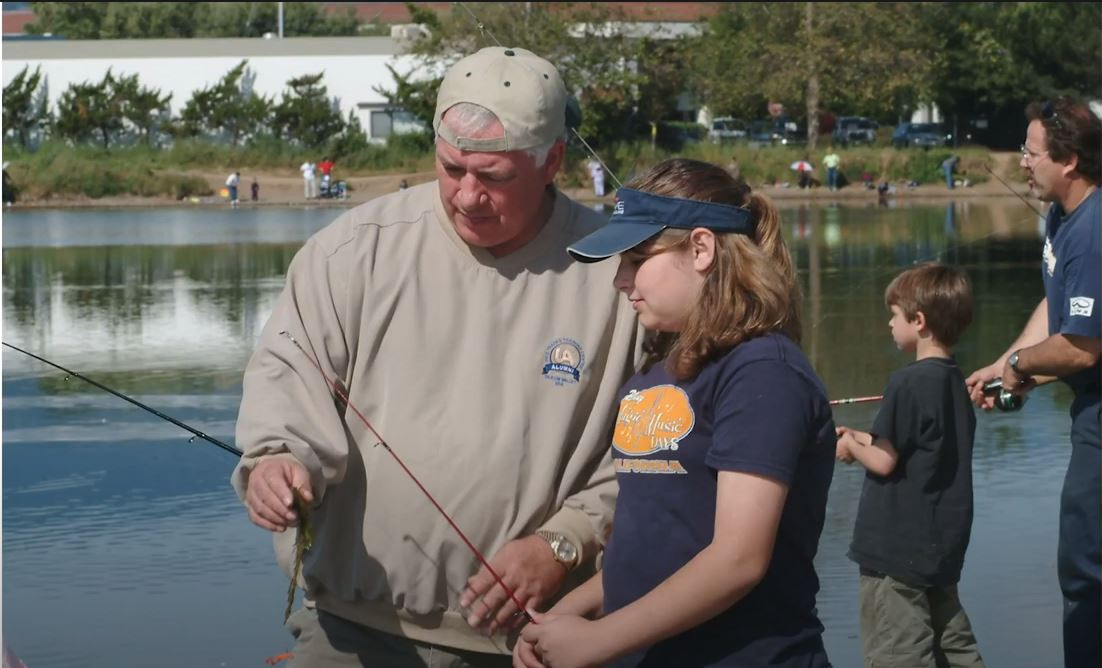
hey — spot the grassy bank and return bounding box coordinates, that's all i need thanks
[560,142,1003,190]
[4,138,1009,200]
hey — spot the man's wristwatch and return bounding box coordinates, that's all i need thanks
[536,531,579,571]
[1008,350,1024,376]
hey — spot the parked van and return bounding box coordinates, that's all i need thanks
[708,117,747,143]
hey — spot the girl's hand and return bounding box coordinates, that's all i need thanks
[520,611,610,668]
[835,428,859,463]
[835,435,855,464]
[513,633,545,668]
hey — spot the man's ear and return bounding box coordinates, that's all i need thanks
[542,140,567,183]
[1060,151,1081,179]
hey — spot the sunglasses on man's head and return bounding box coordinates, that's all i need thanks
[1042,100,1063,131]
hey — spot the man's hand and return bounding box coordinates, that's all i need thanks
[999,359,1037,398]
[244,457,313,532]
[460,535,568,635]
[965,362,1002,410]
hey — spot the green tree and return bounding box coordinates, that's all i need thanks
[54,70,127,148]
[372,64,440,141]
[26,2,106,38]
[922,2,1102,136]
[394,2,683,147]
[27,1,359,38]
[100,2,201,39]
[113,73,173,145]
[688,3,932,149]
[3,66,50,148]
[270,73,345,148]
[196,2,358,37]
[179,61,271,146]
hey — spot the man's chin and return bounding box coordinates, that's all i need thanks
[454,223,504,249]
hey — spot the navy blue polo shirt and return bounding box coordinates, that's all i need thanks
[601,333,835,667]
[1042,188,1101,432]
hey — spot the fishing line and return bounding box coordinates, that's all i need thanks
[984,163,1044,218]
[1,341,242,457]
[278,330,534,624]
[454,1,624,189]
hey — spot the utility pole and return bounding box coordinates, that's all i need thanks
[278,2,284,38]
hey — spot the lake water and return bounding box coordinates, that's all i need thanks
[2,201,1072,667]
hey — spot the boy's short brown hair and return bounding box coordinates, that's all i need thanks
[884,262,973,347]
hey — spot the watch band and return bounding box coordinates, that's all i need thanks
[536,530,579,570]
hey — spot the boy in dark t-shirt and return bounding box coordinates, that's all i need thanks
[836,262,985,667]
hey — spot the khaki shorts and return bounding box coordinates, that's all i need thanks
[859,571,985,668]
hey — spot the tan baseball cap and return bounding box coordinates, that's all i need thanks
[433,46,566,152]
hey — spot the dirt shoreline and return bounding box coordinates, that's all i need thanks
[6,168,1034,211]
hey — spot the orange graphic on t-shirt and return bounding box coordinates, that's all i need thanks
[612,385,695,456]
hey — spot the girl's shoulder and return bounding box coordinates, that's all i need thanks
[718,332,806,369]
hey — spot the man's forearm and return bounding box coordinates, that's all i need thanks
[1018,333,1101,379]
[999,299,1050,365]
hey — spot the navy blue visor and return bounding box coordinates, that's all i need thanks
[568,187,754,263]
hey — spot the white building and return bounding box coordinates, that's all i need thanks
[1,35,431,143]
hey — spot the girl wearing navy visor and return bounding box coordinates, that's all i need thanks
[518,158,835,668]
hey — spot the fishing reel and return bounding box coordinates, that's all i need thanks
[982,378,1027,412]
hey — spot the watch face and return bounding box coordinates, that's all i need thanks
[556,541,578,564]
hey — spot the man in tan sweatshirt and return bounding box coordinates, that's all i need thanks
[231,47,641,666]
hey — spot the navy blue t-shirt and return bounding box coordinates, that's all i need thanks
[602,333,836,667]
[1042,188,1100,437]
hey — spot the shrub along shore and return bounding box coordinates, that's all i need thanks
[3,139,1018,204]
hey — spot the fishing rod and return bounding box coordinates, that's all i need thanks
[1,341,242,457]
[454,1,624,189]
[983,163,1045,219]
[829,395,883,406]
[277,330,534,624]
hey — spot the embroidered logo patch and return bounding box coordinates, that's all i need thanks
[1043,237,1057,276]
[542,338,585,386]
[1070,297,1095,317]
[612,200,625,215]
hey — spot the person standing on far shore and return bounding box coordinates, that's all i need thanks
[300,160,317,199]
[225,171,240,208]
[942,155,959,190]
[251,178,259,202]
[587,157,606,197]
[823,147,841,191]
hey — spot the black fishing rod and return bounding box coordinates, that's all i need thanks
[1,341,242,457]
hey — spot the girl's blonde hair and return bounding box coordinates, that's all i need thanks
[629,158,801,379]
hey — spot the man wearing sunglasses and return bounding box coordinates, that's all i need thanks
[967,97,1101,668]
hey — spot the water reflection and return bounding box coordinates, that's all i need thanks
[2,202,1068,667]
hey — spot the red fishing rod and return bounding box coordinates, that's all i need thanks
[278,331,535,624]
[829,395,883,406]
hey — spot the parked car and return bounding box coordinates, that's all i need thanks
[708,117,747,143]
[747,117,806,146]
[832,116,879,146]
[891,122,951,148]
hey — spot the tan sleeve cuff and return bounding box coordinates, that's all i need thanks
[537,505,600,568]
[230,451,305,502]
